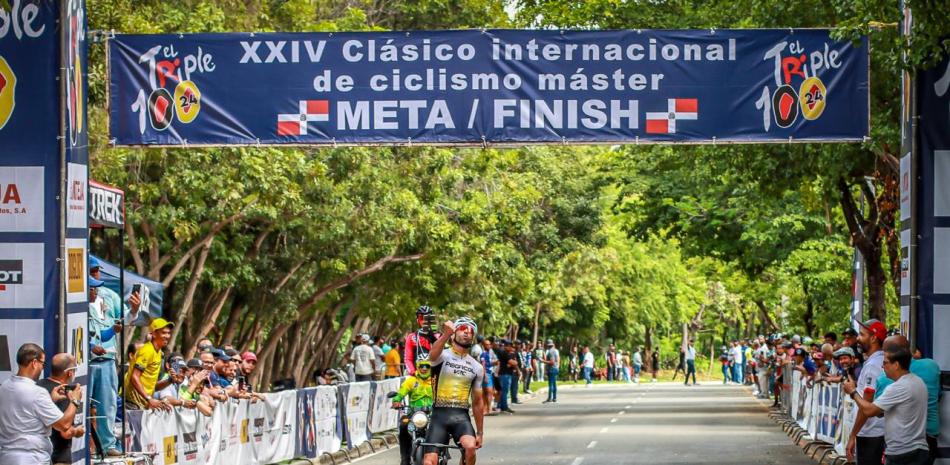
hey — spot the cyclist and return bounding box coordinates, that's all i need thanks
[405,306,440,376]
[424,317,485,465]
[393,359,435,465]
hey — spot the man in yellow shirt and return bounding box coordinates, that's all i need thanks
[124,318,174,410]
[385,341,403,378]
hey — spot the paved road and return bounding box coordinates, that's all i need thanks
[354,381,816,465]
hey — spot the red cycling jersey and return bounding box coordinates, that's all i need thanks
[404,330,440,375]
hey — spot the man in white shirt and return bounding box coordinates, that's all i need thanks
[684,340,697,386]
[582,346,595,387]
[846,319,887,464]
[0,344,84,465]
[350,334,377,382]
[844,345,930,465]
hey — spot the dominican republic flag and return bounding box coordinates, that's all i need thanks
[277,100,329,136]
[645,98,698,134]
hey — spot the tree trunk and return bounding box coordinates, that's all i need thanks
[838,177,888,322]
[531,302,542,345]
[168,242,212,352]
[802,279,815,336]
[864,253,888,322]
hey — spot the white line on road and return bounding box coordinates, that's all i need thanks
[571,457,585,465]
[587,441,597,449]
[600,427,609,433]
[618,411,625,415]
[610,418,618,423]
[625,405,631,409]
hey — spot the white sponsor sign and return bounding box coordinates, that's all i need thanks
[314,386,342,455]
[900,153,911,221]
[344,382,371,446]
[369,378,402,433]
[0,318,44,384]
[66,163,87,229]
[0,166,44,232]
[0,242,43,308]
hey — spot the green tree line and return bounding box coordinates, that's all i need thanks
[80,0,948,389]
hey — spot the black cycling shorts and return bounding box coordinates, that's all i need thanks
[424,408,475,454]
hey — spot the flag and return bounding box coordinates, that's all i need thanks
[645,98,698,134]
[277,100,329,136]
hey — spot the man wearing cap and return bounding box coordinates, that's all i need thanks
[89,256,144,328]
[125,318,175,411]
[846,319,887,464]
[87,274,123,455]
[543,339,560,403]
[842,328,865,367]
[350,334,377,382]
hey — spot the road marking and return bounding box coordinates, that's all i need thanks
[587,441,597,449]
[610,418,618,423]
[618,411,625,415]
[600,427,609,433]
[571,458,585,465]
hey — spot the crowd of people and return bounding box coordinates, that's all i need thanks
[734,319,941,465]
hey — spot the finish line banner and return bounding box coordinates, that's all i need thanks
[108,29,869,146]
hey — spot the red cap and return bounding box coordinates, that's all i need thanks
[859,319,887,342]
[241,351,258,362]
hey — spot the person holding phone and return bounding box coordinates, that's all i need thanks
[37,354,85,465]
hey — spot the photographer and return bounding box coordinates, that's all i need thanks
[37,354,86,465]
[0,344,84,465]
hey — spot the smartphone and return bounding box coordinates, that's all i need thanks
[132,283,142,294]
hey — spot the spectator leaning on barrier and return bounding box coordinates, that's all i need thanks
[847,319,887,465]
[153,354,187,407]
[873,335,942,463]
[0,344,84,465]
[371,337,386,380]
[125,318,174,411]
[36,353,85,465]
[844,343,930,465]
[842,327,864,366]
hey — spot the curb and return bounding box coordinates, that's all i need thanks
[765,406,852,465]
[286,434,398,465]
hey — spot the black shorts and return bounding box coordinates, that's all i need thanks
[424,408,475,454]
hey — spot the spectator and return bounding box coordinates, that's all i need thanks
[568,346,579,383]
[846,319,887,465]
[371,336,386,380]
[178,368,214,416]
[0,344,84,465]
[582,346,594,387]
[385,341,403,379]
[824,332,839,348]
[36,353,85,465]
[684,339,697,386]
[842,328,864,366]
[517,341,530,396]
[496,339,518,414]
[719,346,731,384]
[478,337,498,415]
[874,336,942,463]
[154,355,187,407]
[672,346,686,381]
[125,318,175,410]
[754,342,770,398]
[731,341,744,384]
[542,339,560,403]
[844,344,929,465]
[196,338,214,353]
[238,352,265,400]
[618,349,630,383]
[650,348,659,383]
[632,347,643,384]
[89,256,143,326]
[605,344,617,381]
[86,274,122,456]
[792,348,817,378]
[533,342,546,383]
[350,334,377,382]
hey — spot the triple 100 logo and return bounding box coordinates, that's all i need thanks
[130,44,215,134]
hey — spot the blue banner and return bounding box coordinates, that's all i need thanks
[109,29,869,146]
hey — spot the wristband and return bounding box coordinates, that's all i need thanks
[70,399,82,408]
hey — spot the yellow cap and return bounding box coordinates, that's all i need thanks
[149,317,174,332]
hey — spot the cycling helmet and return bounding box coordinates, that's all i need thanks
[454,316,478,335]
[416,305,433,316]
[416,359,432,379]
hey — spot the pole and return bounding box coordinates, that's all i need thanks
[119,226,126,453]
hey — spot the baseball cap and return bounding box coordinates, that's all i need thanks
[546,339,554,346]
[241,351,257,362]
[88,276,105,288]
[842,328,859,337]
[149,317,174,332]
[791,335,802,344]
[186,358,202,369]
[793,348,807,357]
[833,347,856,358]
[224,348,240,358]
[858,319,887,342]
[88,256,101,270]
[211,348,231,361]
[360,334,371,343]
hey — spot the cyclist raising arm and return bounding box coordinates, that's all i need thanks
[425,317,485,465]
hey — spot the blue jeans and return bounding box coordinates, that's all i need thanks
[582,367,592,384]
[499,374,512,410]
[733,364,743,383]
[721,365,729,383]
[547,368,559,400]
[89,359,118,451]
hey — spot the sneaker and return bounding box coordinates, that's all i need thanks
[106,449,123,457]
[503,408,516,414]
[512,401,523,404]
[542,399,552,404]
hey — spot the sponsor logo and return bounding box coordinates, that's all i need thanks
[277,100,329,136]
[0,56,15,131]
[65,0,85,145]
[163,435,177,464]
[240,419,249,444]
[0,260,23,291]
[70,324,84,367]
[253,417,265,442]
[645,98,698,134]
[182,432,198,460]
[173,80,201,123]
[66,163,87,229]
[0,167,43,232]
[67,247,85,293]
[799,77,826,120]
[89,183,124,227]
